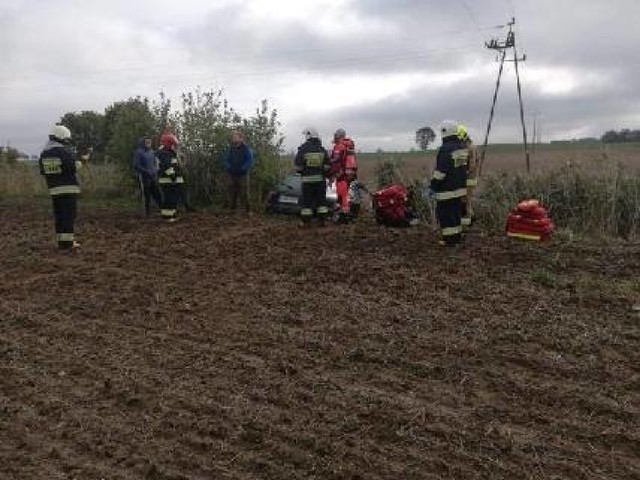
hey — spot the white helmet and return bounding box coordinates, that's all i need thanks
[50,124,72,143]
[440,120,459,139]
[302,127,320,140]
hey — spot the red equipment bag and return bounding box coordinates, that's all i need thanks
[507,199,555,241]
[373,185,412,227]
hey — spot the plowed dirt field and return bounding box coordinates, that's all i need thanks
[1,203,638,480]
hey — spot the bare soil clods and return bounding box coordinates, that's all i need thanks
[1,204,638,479]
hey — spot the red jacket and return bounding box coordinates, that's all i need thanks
[330,138,357,178]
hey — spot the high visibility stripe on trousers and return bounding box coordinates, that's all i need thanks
[49,185,81,195]
[435,188,467,201]
[442,225,463,236]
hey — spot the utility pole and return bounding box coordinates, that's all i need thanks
[478,18,530,175]
[531,112,538,154]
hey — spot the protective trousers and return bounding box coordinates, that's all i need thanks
[436,197,463,245]
[160,184,179,220]
[139,175,162,216]
[52,194,77,249]
[336,178,351,214]
[300,181,329,223]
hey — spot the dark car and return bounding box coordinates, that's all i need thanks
[266,174,338,215]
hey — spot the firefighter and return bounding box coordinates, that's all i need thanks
[430,120,468,246]
[156,133,183,222]
[295,128,331,227]
[330,128,358,223]
[458,124,479,228]
[39,125,82,251]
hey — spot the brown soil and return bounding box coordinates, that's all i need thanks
[1,203,639,479]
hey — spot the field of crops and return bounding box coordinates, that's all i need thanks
[1,199,638,479]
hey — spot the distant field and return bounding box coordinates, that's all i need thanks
[283,143,640,186]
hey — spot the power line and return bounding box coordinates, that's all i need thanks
[457,0,482,33]
[0,23,503,87]
[0,42,481,92]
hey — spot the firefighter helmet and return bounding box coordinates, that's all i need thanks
[160,133,179,149]
[50,124,72,143]
[457,124,470,141]
[302,127,320,140]
[440,120,459,139]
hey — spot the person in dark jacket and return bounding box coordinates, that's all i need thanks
[295,128,331,227]
[157,133,183,222]
[430,120,468,246]
[39,124,82,250]
[133,137,162,216]
[222,131,255,213]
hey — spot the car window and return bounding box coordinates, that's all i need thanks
[280,174,301,194]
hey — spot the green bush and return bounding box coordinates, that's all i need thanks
[171,89,284,209]
[373,158,405,190]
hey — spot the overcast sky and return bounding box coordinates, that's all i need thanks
[1,0,639,154]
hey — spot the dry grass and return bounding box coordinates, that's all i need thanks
[0,161,128,199]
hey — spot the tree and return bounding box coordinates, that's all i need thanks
[104,97,156,170]
[59,110,106,157]
[0,146,21,165]
[415,126,436,151]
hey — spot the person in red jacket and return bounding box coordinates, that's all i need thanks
[330,128,358,223]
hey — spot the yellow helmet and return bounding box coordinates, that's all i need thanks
[457,124,469,141]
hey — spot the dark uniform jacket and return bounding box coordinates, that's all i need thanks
[430,136,468,201]
[39,140,81,195]
[157,148,184,185]
[294,138,330,183]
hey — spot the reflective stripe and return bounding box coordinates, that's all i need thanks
[507,232,542,241]
[301,175,324,183]
[300,208,313,217]
[57,233,74,242]
[158,177,172,184]
[452,149,469,167]
[49,185,80,195]
[41,157,63,175]
[466,178,478,187]
[175,177,185,184]
[442,226,463,236]
[161,209,176,217]
[435,188,467,200]
[165,168,176,176]
[432,170,446,181]
[461,217,472,226]
[171,159,178,165]
[75,161,83,170]
[317,206,329,214]
[305,152,325,167]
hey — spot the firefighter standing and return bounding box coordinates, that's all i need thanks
[295,128,331,226]
[157,133,183,222]
[457,125,478,228]
[39,125,82,250]
[430,120,468,246]
[330,128,358,223]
